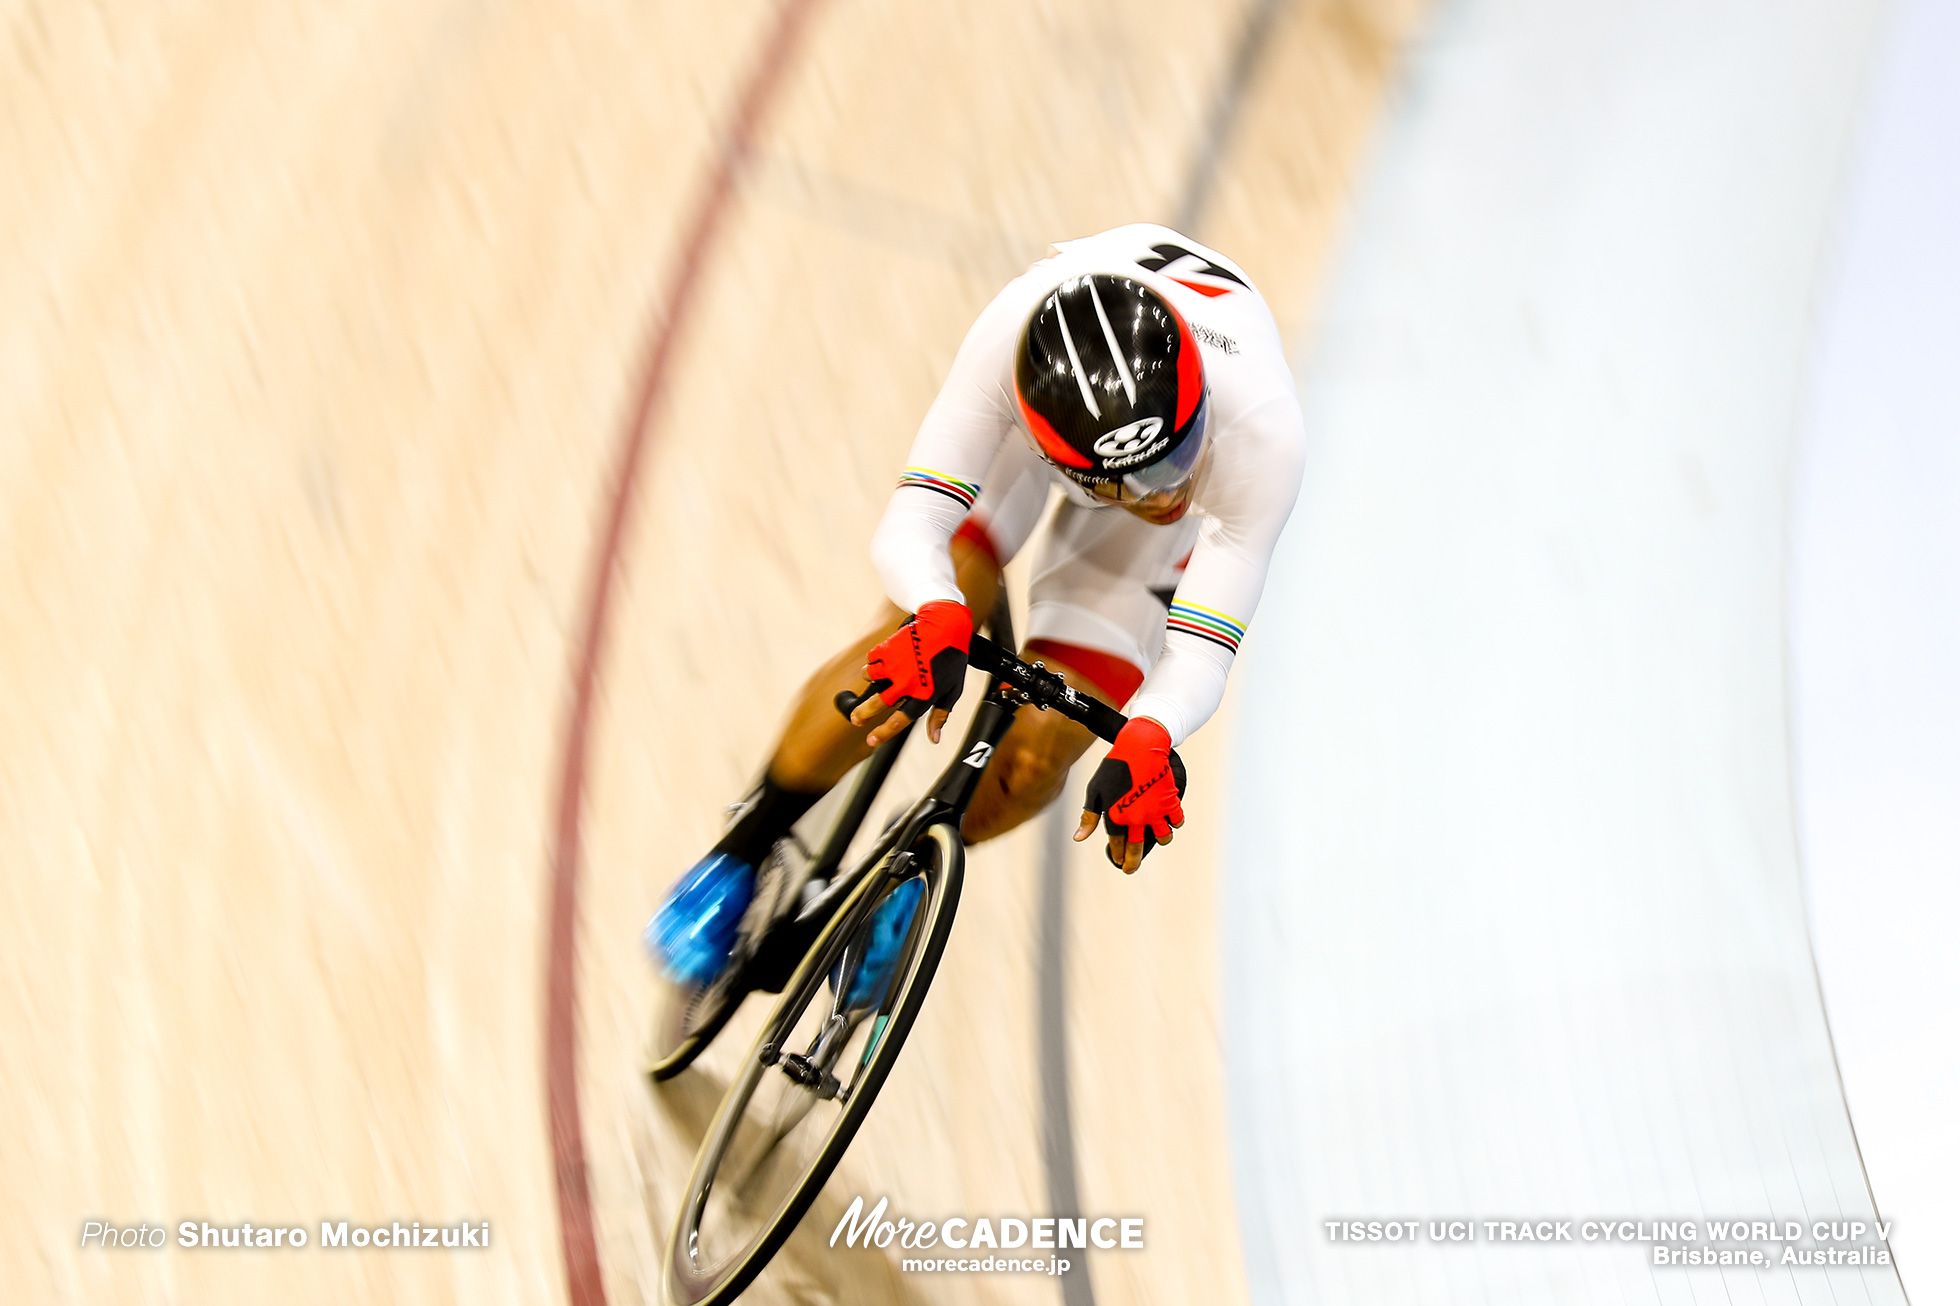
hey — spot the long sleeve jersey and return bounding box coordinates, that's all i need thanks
[869,224,1307,745]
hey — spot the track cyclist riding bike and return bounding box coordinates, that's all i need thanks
[648,221,1306,993]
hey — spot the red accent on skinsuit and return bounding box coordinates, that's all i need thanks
[1025,638,1145,707]
[952,516,1001,569]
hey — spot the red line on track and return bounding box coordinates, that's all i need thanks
[544,4,827,1303]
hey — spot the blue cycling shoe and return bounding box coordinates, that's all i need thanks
[645,852,756,987]
[839,877,925,1009]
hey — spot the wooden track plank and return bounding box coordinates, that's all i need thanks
[0,3,1420,1302]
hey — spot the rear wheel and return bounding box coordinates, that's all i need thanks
[662,823,963,1306]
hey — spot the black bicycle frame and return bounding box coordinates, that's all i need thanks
[801,633,1128,919]
[757,678,1023,1064]
[759,634,1140,1046]
[801,723,912,884]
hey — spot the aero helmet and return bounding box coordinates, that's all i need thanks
[1013,274,1210,499]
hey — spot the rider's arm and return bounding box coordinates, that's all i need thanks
[1124,395,1307,744]
[868,280,1032,613]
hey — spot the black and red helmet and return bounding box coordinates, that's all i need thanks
[1013,274,1210,499]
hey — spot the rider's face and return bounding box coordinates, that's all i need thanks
[1109,482,1195,524]
[1081,455,1204,523]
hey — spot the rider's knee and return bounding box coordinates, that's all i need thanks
[962,733,1074,843]
[995,739,1071,811]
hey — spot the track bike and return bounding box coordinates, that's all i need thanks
[648,605,1141,1306]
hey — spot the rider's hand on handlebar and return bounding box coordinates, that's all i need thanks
[1073,717,1187,873]
[851,688,953,746]
[852,600,972,747]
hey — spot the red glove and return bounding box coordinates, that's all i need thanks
[1084,718,1188,849]
[865,600,973,719]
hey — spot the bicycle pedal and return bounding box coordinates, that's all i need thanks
[778,1053,841,1100]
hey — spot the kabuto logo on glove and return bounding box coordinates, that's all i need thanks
[1084,717,1187,865]
[864,600,973,720]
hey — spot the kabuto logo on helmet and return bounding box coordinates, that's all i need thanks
[1092,417,1164,459]
[1103,437,1172,469]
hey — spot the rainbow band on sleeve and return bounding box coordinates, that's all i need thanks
[1166,600,1246,654]
[897,467,981,509]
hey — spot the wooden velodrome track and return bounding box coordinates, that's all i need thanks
[2,1,1423,1301]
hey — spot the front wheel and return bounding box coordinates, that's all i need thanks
[663,823,964,1306]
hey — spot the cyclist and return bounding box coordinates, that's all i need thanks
[649,223,1307,985]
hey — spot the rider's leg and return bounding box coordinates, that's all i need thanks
[960,642,1141,844]
[650,534,1004,981]
[763,532,1002,796]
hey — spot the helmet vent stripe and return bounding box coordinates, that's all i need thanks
[1050,292,1102,419]
[1087,279,1137,405]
